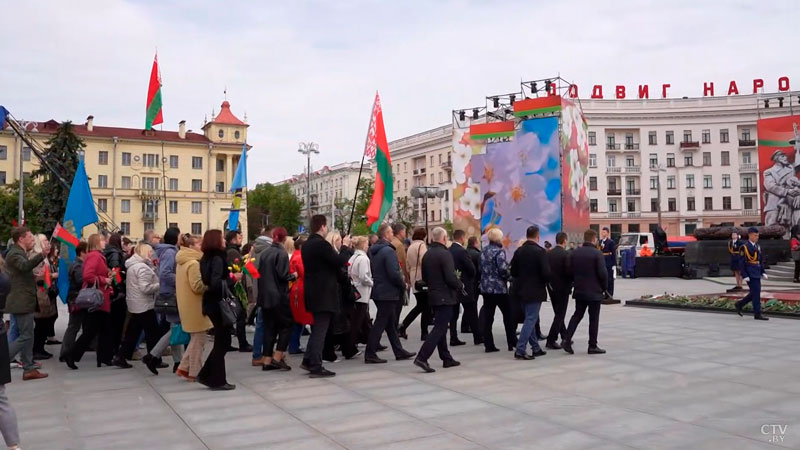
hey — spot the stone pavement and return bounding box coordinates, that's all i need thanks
[8,278,800,449]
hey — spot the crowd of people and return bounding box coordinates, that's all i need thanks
[0,216,618,449]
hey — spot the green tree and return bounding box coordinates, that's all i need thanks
[0,181,44,244]
[387,196,417,232]
[333,197,351,233]
[347,178,374,236]
[442,219,454,237]
[246,182,302,239]
[32,121,82,233]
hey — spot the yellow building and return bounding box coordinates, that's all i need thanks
[0,100,249,239]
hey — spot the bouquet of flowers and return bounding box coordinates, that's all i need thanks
[229,255,260,311]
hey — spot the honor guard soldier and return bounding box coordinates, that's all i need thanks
[597,227,616,298]
[735,227,769,320]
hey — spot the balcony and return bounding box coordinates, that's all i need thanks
[626,212,641,218]
[441,159,452,171]
[626,189,641,196]
[607,212,622,218]
[680,141,700,149]
[624,143,640,150]
[606,167,622,174]
[740,186,757,193]
[142,211,158,221]
[739,139,756,147]
[139,189,160,200]
[413,168,426,176]
[743,209,759,216]
[607,189,622,196]
[606,143,621,150]
[624,166,640,174]
[739,163,758,172]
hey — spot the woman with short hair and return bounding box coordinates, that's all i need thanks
[399,227,430,340]
[479,228,516,352]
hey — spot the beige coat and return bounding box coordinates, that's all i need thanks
[176,247,212,333]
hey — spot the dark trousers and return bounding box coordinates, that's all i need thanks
[449,304,460,342]
[606,265,615,296]
[417,305,454,363]
[72,311,113,364]
[116,309,161,360]
[235,308,249,348]
[401,291,431,339]
[460,302,481,342]
[737,277,762,315]
[198,308,230,387]
[108,299,127,356]
[33,316,57,353]
[60,310,87,359]
[288,323,303,353]
[794,261,800,280]
[349,302,372,346]
[323,326,359,361]
[367,301,404,359]
[547,292,569,345]
[304,312,332,372]
[480,293,517,351]
[262,305,292,355]
[566,299,601,347]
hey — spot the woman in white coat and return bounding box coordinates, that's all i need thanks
[348,236,373,346]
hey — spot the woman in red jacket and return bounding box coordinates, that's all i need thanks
[64,234,113,369]
[289,237,313,326]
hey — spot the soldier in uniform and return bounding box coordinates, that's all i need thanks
[763,150,800,227]
[728,232,744,291]
[735,227,769,321]
[597,227,616,298]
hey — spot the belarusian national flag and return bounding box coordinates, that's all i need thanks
[365,92,393,232]
[243,258,260,279]
[43,264,52,291]
[111,267,122,286]
[145,53,163,130]
[52,222,79,249]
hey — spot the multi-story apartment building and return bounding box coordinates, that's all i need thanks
[0,100,250,238]
[280,160,371,231]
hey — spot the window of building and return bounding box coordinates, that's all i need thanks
[628,224,641,233]
[169,201,178,214]
[649,154,658,168]
[143,153,159,167]
[688,197,696,211]
[216,182,225,192]
[703,152,711,166]
[430,174,435,184]
[192,223,202,235]
[143,177,158,190]
[170,155,179,168]
[403,179,407,190]
[720,128,729,143]
[704,197,713,210]
[22,147,31,161]
[218,129,224,139]
[651,199,659,212]
[625,156,635,167]
[588,132,596,146]
[216,158,225,172]
[121,176,131,189]
[685,224,697,235]
[192,179,202,192]
[169,178,178,191]
[234,130,241,140]
[702,129,711,144]
[686,174,695,188]
[97,198,107,212]
[590,199,598,212]
[668,198,676,211]
[627,199,636,212]
[721,151,730,166]
[723,196,732,210]
[667,176,676,189]
[168,222,178,230]
[438,172,443,183]
[703,175,712,188]
[0,146,6,160]
[608,178,618,190]
[144,222,155,232]
[606,134,616,148]
[121,199,130,213]
[589,154,597,168]
[722,174,731,188]
[0,172,6,185]
[192,157,203,170]
[741,128,751,140]
[666,131,674,145]
[589,177,597,191]
[403,162,407,172]
[609,200,618,212]
[683,130,693,143]
[97,175,108,188]
[120,222,131,235]
[650,176,658,189]
[742,151,752,164]
[743,197,754,209]
[684,155,693,167]
[742,176,754,189]
[607,155,615,167]
[648,131,657,145]
[666,153,675,167]
[625,133,634,148]
[192,201,202,214]
[120,152,131,166]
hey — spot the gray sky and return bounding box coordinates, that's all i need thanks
[1,0,797,186]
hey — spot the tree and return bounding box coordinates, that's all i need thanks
[333,196,351,233]
[387,196,418,232]
[0,181,44,244]
[246,183,302,239]
[347,178,375,236]
[442,219,454,237]
[32,122,82,233]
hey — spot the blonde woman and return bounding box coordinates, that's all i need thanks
[326,232,342,253]
[348,236,373,345]
[284,236,295,257]
[175,235,211,381]
[31,234,58,360]
[112,242,160,369]
[479,228,516,352]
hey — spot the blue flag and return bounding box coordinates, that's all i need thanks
[227,144,247,231]
[0,106,8,130]
[57,160,98,303]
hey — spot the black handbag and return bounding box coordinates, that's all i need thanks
[218,283,239,328]
[75,280,104,312]
[154,293,178,315]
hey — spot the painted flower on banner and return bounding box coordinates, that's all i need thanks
[568,148,586,203]
[452,130,476,184]
[459,180,482,218]
[562,102,588,152]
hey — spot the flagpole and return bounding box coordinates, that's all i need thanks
[346,95,377,236]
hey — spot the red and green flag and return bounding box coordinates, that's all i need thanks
[52,222,79,249]
[111,267,122,286]
[42,264,52,291]
[365,92,393,232]
[469,121,515,140]
[145,53,163,131]
[513,95,562,117]
[243,257,260,279]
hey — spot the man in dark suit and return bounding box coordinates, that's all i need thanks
[364,224,416,364]
[449,230,479,346]
[546,232,572,350]
[598,227,616,298]
[300,215,345,378]
[414,227,463,373]
[735,227,769,320]
[462,236,482,336]
[509,225,550,360]
[564,229,608,355]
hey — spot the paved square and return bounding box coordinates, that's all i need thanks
[8,279,800,449]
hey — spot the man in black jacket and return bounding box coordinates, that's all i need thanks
[414,227,462,373]
[225,230,252,353]
[563,229,608,355]
[546,232,572,350]
[449,230,479,346]
[509,225,550,360]
[364,224,416,364]
[462,236,481,335]
[300,215,345,378]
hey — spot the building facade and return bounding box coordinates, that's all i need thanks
[280,160,371,231]
[0,100,250,239]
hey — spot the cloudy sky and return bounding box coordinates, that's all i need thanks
[1,0,797,186]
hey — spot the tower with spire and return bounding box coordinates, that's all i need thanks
[203,100,248,144]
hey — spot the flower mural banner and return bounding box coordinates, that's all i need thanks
[560,98,590,243]
[452,115,487,240]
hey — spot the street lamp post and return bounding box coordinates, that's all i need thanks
[654,163,666,227]
[298,142,320,226]
[410,186,444,243]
